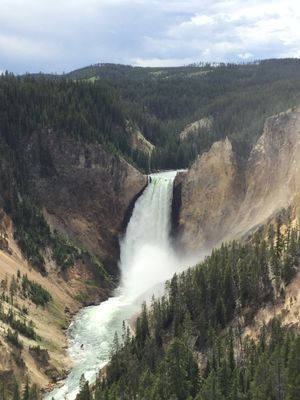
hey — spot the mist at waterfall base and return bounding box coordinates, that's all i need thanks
[46,171,197,400]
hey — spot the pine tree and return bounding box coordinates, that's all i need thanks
[0,381,6,400]
[286,337,300,400]
[29,384,40,400]
[197,371,224,400]
[164,338,198,400]
[76,375,91,400]
[12,381,20,400]
[22,378,30,400]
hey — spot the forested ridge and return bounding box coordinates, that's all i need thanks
[2,59,300,177]
[3,59,300,173]
[1,59,300,218]
[75,214,300,400]
[1,60,300,398]
[66,59,300,168]
[0,74,129,165]
[0,74,133,276]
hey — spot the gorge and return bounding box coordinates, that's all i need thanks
[47,171,185,400]
[1,61,300,399]
[48,103,300,397]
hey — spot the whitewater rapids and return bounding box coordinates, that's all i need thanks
[46,170,185,400]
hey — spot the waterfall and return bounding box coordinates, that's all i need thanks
[46,171,180,400]
[120,170,178,300]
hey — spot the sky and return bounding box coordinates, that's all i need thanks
[1,0,300,74]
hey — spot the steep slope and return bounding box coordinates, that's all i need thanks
[81,218,300,400]
[0,140,146,395]
[0,75,148,276]
[175,107,300,252]
[0,215,78,392]
[22,129,147,272]
[0,129,147,393]
[232,107,300,236]
[66,59,300,170]
[173,138,244,250]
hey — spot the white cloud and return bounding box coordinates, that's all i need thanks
[184,14,216,27]
[238,52,254,60]
[153,0,300,63]
[0,0,300,72]
[0,33,62,60]
[132,57,196,67]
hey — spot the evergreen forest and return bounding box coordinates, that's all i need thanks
[76,215,300,400]
[1,59,300,399]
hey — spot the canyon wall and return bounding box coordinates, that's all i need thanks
[23,129,147,272]
[175,107,300,252]
[0,130,147,390]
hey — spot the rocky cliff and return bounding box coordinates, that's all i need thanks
[232,108,300,236]
[0,129,147,390]
[175,107,300,252]
[174,137,244,250]
[23,129,147,272]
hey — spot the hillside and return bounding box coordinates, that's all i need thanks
[20,59,300,171]
[1,60,300,398]
[77,214,300,400]
[0,219,79,394]
[174,107,300,253]
[0,73,147,394]
[0,74,147,274]
[66,59,300,169]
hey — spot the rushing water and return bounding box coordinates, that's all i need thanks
[46,170,182,400]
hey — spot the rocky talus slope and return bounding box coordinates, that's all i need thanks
[175,107,300,252]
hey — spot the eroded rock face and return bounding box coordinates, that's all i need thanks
[175,137,244,250]
[0,211,10,252]
[128,126,155,157]
[179,117,213,141]
[232,108,300,236]
[175,107,300,252]
[23,129,147,272]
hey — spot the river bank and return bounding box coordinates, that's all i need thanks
[0,215,115,395]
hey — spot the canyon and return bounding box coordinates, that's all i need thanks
[0,132,147,392]
[174,107,300,254]
[1,105,300,395]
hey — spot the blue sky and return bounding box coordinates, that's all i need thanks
[1,0,300,74]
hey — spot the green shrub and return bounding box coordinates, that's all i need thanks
[6,329,23,349]
[21,274,52,307]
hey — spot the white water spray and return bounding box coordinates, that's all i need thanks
[120,170,179,300]
[46,170,182,400]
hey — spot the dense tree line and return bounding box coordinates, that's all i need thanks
[0,74,127,155]
[0,72,152,275]
[75,217,300,399]
[3,60,300,174]
[67,59,300,169]
[0,376,41,400]
[12,199,79,274]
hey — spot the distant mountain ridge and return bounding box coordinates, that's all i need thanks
[22,58,300,171]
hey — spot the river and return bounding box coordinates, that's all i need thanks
[46,170,183,399]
